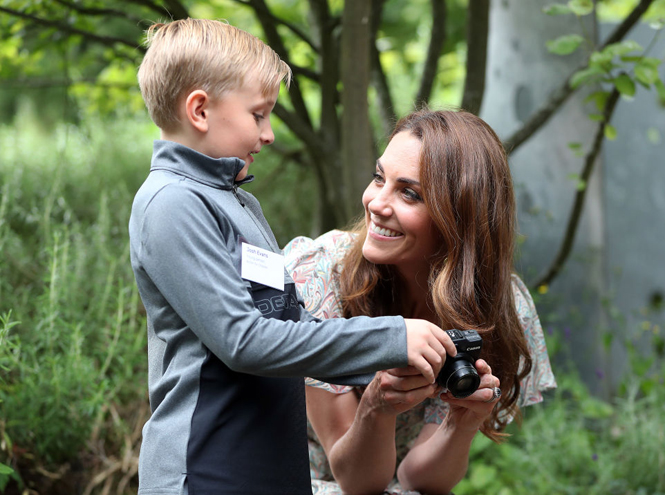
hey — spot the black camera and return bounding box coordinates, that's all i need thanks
[436,329,482,398]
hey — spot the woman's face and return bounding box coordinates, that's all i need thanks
[361,131,441,274]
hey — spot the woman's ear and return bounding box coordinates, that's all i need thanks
[185,90,209,133]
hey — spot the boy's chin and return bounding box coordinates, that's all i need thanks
[235,165,250,181]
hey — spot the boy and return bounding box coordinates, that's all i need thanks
[130,19,453,495]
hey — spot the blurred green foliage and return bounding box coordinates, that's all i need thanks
[1,0,665,493]
[1,111,664,495]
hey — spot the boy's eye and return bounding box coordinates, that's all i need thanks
[253,113,265,122]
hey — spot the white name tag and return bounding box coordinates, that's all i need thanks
[240,242,285,291]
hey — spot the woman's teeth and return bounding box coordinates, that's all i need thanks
[372,223,401,237]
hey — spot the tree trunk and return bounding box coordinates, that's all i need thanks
[341,0,374,223]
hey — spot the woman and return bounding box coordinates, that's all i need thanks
[284,109,556,495]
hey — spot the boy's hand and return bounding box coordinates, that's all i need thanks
[403,319,457,384]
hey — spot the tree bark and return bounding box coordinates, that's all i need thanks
[341,0,375,222]
[460,0,489,115]
[370,0,395,137]
[415,0,447,108]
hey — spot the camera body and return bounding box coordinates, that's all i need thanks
[436,329,483,398]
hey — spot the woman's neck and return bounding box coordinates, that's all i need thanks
[395,266,438,323]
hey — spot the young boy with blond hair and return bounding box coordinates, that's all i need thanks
[130,18,454,495]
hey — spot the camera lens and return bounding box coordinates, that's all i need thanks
[441,360,480,399]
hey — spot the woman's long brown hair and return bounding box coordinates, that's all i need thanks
[338,109,532,442]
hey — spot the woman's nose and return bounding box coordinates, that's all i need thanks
[366,188,392,217]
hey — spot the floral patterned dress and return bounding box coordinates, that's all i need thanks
[283,230,557,495]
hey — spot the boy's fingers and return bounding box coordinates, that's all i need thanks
[410,356,435,384]
[386,366,421,376]
[380,371,431,391]
[432,327,457,357]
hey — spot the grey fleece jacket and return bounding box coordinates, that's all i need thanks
[128,141,408,495]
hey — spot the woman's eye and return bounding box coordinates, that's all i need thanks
[403,188,423,202]
[372,172,384,184]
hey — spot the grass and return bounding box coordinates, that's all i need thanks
[1,115,664,494]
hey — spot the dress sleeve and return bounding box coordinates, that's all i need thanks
[512,275,557,407]
[284,230,356,395]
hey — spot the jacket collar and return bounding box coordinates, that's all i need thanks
[150,140,255,189]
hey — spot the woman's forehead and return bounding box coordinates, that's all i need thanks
[379,132,422,175]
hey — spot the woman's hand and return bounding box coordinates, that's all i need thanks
[438,359,500,432]
[365,366,441,416]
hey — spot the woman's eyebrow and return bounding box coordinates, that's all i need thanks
[376,159,420,186]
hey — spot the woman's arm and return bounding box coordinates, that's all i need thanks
[397,359,500,495]
[307,368,438,495]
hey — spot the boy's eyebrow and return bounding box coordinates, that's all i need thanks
[376,159,420,186]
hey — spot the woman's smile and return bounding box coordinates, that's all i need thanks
[369,221,403,239]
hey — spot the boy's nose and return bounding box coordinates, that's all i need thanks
[261,121,275,145]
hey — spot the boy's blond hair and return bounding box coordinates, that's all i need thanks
[138,18,292,131]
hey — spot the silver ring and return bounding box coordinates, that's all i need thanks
[484,387,501,403]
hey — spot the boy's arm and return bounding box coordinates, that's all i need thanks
[135,186,411,378]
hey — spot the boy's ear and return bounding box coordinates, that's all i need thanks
[185,90,210,133]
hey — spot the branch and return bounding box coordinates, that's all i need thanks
[503,0,655,154]
[231,0,318,52]
[533,88,621,289]
[243,0,313,131]
[460,0,489,115]
[415,0,446,107]
[370,0,395,136]
[272,103,324,160]
[0,6,142,52]
[309,0,340,147]
[122,0,188,20]
[53,0,146,25]
[0,77,136,90]
[162,0,189,20]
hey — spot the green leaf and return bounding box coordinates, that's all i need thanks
[570,66,606,88]
[647,127,662,145]
[635,63,659,86]
[603,40,643,57]
[568,0,594,16]
[638,57,661,69]
[620,56,644,63]
[543,3,573,15]
[614,73,636,96]
[655,78,665,103]
[0,464,13,475]
[568,173,587,190]
[568,142,585,156]
[588,113,605,122]
[590,50,615,69]
[547,34,585,55]
[584,90,610,111]
[605,124,618,140]
[602,332,614,350]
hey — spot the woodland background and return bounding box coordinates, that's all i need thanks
[0,0,664,493]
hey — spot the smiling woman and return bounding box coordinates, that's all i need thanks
[361,131,441,287]
[284,108,557,495]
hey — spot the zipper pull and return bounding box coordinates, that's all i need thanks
[233,185,245,207]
